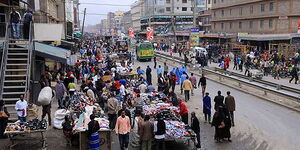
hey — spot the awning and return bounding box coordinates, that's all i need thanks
[238,33,300,41]
[34,42,70,63]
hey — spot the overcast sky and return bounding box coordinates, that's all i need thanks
[79,0,137,25]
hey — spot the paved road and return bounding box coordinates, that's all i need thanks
[1,58,299,150]
[135,58,300,150]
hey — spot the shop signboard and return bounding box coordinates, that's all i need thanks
[146,27,154,41]
[298,20,300,34]
[190,28,200,47]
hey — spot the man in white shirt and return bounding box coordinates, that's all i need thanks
[15,95,28,122]
[138,82,147,93]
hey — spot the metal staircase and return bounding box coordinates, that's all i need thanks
[0,22,33,120]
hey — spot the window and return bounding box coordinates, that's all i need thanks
[214,12,216,17]
[182,7,187,11]
[230,22,232,29]
[166,7,171,11]
[221,10,224,16]
[208,0,211,4]
[177,7,179,10]
[270,2,274,11]
[249,21,253,29]
[239,22,242,29]
[230,9,232,15]
[166,0,170,3]
[250,5,253,14]
[182,0,187,3]
[191,7,193,11]
[269,19,273,28]
[214,23,216,29]
[261,4,265,12]
[221,23,224,29]
[214,0,216,4]
[260,20,264,28]
[239,7,243,16]
[221,0,224,2]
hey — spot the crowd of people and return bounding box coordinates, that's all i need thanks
[0,35,239,150]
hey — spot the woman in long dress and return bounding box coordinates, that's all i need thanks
[88,114,100,150]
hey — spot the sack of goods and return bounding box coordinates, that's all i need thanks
[38,86,54,105]
[54,109,70,129]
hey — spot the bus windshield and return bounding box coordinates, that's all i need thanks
[140,43,153,50]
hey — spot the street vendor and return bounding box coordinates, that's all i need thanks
[15,95,28,122]
[179,100,189,125]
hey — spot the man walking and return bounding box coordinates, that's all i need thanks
[140,115,153,150]
[146,66,152,85]
[182,77,193,102]
[191,112,201,148]
[115,111,131,150]
[169,72,177,92]
[289,65,299,84]
[163,62,169,77]
[189,73,197,96]
[10,8,21,39]
[203,92,212,123]
[180,72,188,95]
[15,95,28,122]
[198,74,207,97]
[107,93,118,129]
[225,91,236,126]
[23,9,33,39]
[55,80,67,109]
[153,56,157,69]
[156,65,163,77]
[214,91,224,111]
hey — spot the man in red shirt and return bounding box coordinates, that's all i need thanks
[179,100,189,125]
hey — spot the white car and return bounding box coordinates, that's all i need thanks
[191,47,208,56]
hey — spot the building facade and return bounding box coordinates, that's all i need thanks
[122,11,132,33]
[131,0,145,32]
[211,0,300,34]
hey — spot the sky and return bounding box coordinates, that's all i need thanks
[79,0,137,25]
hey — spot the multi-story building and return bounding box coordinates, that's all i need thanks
[139,0,195,42]
[122,11,132,33]
[211,0,300,35]
[211,0,300,54]
[131,0,145,32]
[198,0,212,32]
[114,11,124,32]
[107,12,115,31]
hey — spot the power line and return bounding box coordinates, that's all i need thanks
[79,2,131,7]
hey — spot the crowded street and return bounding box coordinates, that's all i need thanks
[1,0,300,150]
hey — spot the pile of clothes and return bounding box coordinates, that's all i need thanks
[165,121,190,139]
[6,119,48,132]
[143,103,178,115]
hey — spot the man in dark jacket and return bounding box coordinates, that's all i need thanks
[225,91,236,126]
[214,91,224,111]
[23,9,33,39]
[10,8,21,38]
[191,112,201,148]
[289,66,299,84]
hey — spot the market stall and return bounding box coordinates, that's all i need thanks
[5,119,48,150]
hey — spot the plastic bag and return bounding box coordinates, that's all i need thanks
[37,87,53,105]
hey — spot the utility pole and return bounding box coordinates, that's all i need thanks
[82,8,87,34]
[193,0,197,27]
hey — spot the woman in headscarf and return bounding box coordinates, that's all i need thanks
[211,106,225,143]
[87,114,100,150]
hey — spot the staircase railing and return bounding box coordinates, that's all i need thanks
[0,23,9,99]
[25,21,33,100]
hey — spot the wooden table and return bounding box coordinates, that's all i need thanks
[5,129,47,150]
